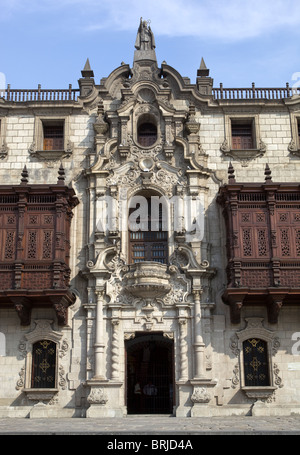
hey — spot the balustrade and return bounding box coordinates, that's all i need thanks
[2,83,300,103]
[2,84,79,102]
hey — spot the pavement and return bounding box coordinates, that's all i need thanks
[0,415,300,435]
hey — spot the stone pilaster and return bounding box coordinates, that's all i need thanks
[94,290,106,380]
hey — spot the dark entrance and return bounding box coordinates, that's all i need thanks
[126,333,174,415]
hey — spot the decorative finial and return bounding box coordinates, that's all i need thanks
[197,57,210,77]
[81,58,94,78]
[228,162,236,183]
[265,163,272,182]
[57,163,65,185]
[21,165,28,184]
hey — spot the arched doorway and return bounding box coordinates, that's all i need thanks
[126,333,174,415]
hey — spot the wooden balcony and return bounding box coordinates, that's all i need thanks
[0,166,79,325]
[217,164,300,324]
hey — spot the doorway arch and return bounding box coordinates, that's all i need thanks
[126,332,174,415]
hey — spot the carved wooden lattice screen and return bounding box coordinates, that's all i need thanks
[217,177,300,324]
[0,169,79,326]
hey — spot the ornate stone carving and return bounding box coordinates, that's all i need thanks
[178,318,188,381]
[288,138,299,155]
[185,104,200,136]
[111,319,120,380]
[94,101,109,135]
[123,262,171,299]
[59,365,67,390]
[58,339,69,358]
[16,367,25,390]
[134,299,164,331]
[0,141,8,159]
[273,363,283,388]
[220,138,267,166]
[231,364,240,389]
[191,387,211,403]
[87,387,108,405]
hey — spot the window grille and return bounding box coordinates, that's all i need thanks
[31,340,57,388]
[137,123,157,147]
[243,338,270,386]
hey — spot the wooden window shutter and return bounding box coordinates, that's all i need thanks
[232,122,253,150]
[43,124,64,151]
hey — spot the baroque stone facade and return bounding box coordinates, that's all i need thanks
[0,19,300,418]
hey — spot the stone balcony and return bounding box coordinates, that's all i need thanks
[123,262,171,299]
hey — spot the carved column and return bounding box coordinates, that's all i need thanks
[94,290,106,380]
[109,191,118,236]
[193,290,205,379]
[178,318,188,381]
[83,298,94,381]
[87,181,96,262]
[111,318,120,381]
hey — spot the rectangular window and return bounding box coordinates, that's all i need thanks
[31,340,57,389]
[231,120,254,150]
[43,122,64,151]
[129,232,168,264]
[243,339,270,387]
[129,197,168,264]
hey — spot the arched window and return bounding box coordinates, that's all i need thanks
[129,194,168,264]
[243,338,270,387]
[31,340,57,388]
[137,122,157,147]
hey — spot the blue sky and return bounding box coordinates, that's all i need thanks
[1,0,300,90]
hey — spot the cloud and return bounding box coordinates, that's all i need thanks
[1,0,300,41]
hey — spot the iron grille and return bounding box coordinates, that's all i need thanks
[31,340,56,388]
[243,338,270,386]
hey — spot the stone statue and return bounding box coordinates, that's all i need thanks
[135,18,156,51]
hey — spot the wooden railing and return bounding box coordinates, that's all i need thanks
[1,84,80,102]
[213,83,300,100]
